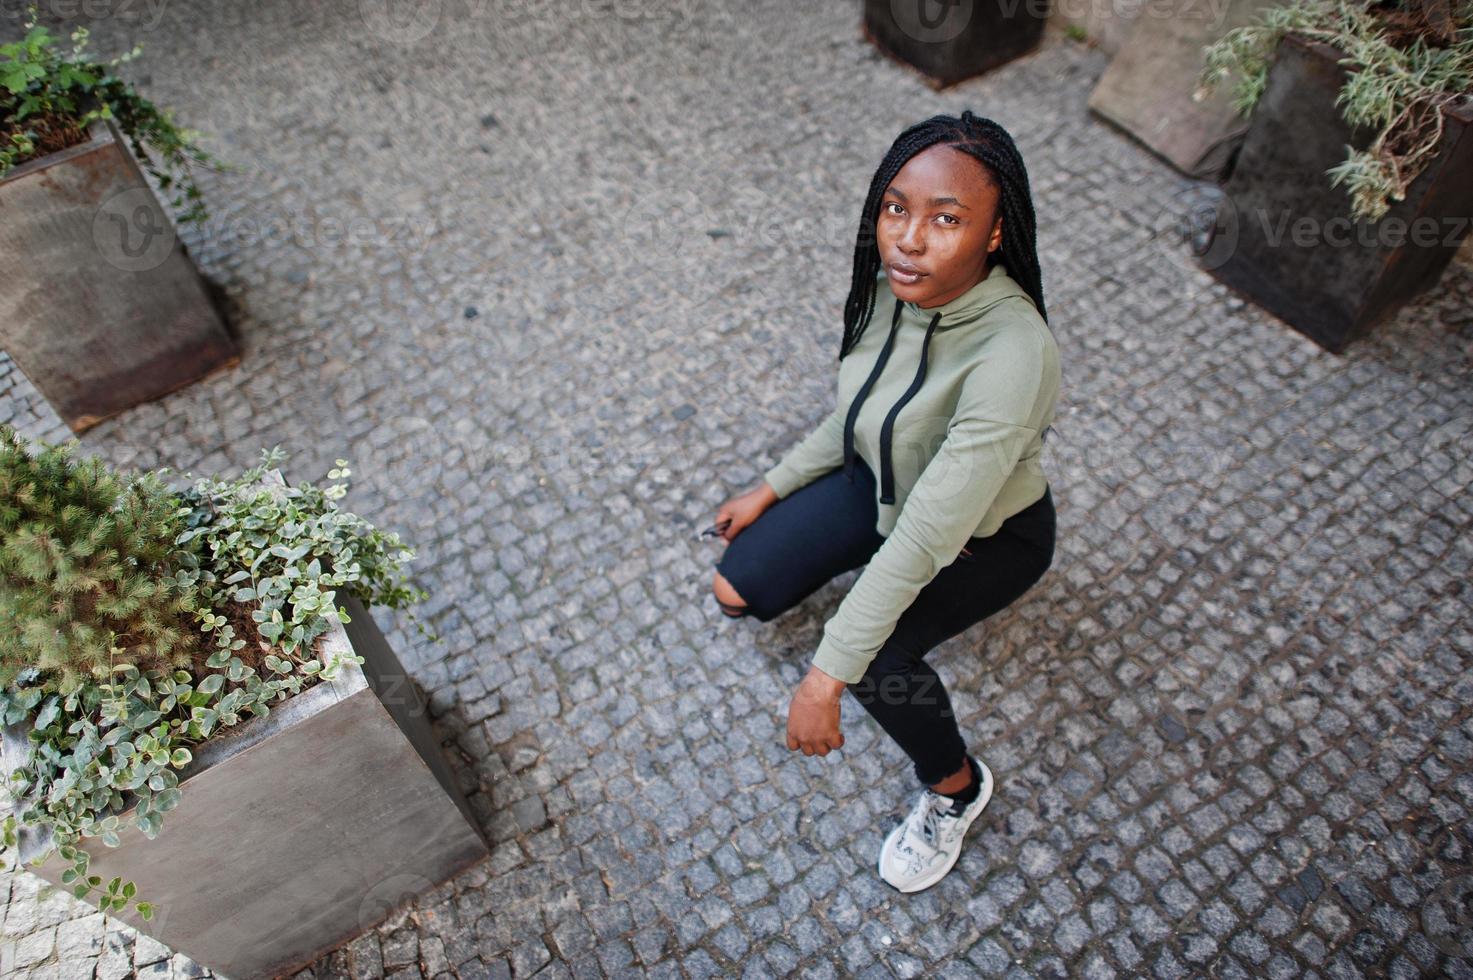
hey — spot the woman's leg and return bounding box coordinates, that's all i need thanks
[714,458,887,622]
[848,486,1057,786]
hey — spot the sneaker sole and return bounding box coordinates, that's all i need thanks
[879,760,995,893]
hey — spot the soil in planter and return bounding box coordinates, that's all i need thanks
[198,599,332,682]
[0,110,91,167]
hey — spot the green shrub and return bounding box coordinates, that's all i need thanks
[0,426,202,694]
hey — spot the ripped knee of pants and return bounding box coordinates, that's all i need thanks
[717,599,750,618]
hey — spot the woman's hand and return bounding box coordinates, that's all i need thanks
[786,664,847,756]
[713,480,779,542]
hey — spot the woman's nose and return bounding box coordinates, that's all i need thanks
[898,220,924,253]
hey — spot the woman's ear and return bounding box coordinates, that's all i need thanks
[988,217,1003,254]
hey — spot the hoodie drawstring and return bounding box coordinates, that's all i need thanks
[842,298,904,486]
[878,311,942,504]
[842,299,944,506]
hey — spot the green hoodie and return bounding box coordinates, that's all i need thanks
[762,262,1061,684]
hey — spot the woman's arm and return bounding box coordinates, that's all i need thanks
[762,406,847,499]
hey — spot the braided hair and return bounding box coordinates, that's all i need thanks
[838,110,1046,360]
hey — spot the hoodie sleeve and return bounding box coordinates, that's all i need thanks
[810,328,1047,684]
[762,406,846,499]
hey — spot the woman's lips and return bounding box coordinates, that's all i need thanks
[887,263,925,285]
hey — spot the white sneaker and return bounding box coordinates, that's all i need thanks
[877,757,994,893]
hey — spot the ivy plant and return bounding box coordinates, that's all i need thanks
[174,446,433,666]
[0,6,225,225]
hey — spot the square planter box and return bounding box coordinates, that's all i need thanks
[863,0,1049,88]
[0,119,238,432]
[1,481,489,978]
[1087,0,1280,179]
[1202,33,1473,352]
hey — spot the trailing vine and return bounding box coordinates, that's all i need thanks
[0,6,225,224]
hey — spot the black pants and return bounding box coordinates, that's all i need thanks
[715,456,1056,786]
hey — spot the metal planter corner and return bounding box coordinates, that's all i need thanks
[0,119,238,432]
[1202,34,1473,353]
[1,592,489,980]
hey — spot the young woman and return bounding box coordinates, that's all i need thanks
[708,111,1060,893]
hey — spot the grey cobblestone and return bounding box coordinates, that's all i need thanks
[2,0,1472,976]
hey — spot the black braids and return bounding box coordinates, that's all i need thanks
[963,141,1046,324]
[838,112,1047,361]
[839,124,948,360]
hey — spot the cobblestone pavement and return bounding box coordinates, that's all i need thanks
[3,1,1473,978]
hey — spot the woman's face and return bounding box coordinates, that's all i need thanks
[876,143,1003,309]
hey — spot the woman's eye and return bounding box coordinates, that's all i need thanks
[937,214,959,225]
[884,202,905,215]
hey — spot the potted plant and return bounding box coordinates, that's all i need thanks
[1194,0,1473,352]
[1087,0,1281,179]
[862,0,1050,88]
[0,8,238,432]
[0,427,490,980]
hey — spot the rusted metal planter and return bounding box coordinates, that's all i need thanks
[863,0,1049,88]
[1203,34,1473,352]
[1088,0,1280,179]
[0,119,238,432]
[1,587,489,980]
